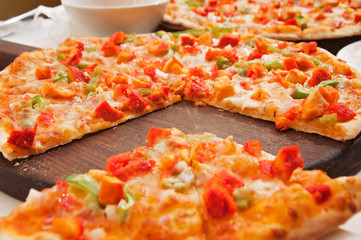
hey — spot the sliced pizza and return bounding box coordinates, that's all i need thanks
[0,128,360,240]
[1,29,361,161]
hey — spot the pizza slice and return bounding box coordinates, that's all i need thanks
[0,33,182,160]
[164,29,361,141]
[164,0,361,40]
[0,128,360,239]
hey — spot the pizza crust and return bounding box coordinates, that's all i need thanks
[287,176,361,240]
[261,25,361,41]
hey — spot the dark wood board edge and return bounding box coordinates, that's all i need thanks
[0,101,359,201]
[0,39,37,70]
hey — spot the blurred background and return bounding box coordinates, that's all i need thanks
[0,0,60,20]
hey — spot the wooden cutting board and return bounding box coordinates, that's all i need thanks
[1,39,361,201]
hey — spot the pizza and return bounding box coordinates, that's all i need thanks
[0,127,360,239]
[163,0,361,40]
[1,29,361,160]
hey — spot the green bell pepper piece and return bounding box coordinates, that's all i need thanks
[266,45,294,57]
[75,62,90,69]
[173,29,206,39]
[65,174,100,197]
[292,80,341,99]
[318,79,340,88]
[246,59,262,66]
[216,57,232,70]
[30,95,46,109]
[87,46,98,52]
[57,54,65,60]
[138,88,154,97]
[319,113,338,124]
[238,68,248,77]
[233,188,253,210]
[295,15,308,30]
[125,33,136,43]
[209,27,232,38]
[54,70,68,83]
[313,58,328,69]
[116,188,136,223]
[86,66,101,92]
[292,85,312,99]
[263,59,283,70]
[184,0,204,7]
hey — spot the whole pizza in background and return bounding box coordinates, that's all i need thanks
[164,0,361,40]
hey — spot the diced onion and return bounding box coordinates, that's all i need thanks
[155,69,169,78]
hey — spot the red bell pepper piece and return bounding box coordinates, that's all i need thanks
[203,170,244,218]
[128,89,149,113]
[92,100,124,122]
[107,152,132,173]
[244,140,262,157]
[181,35,198,46]
[37,111,55,126]
[307,67,332,87]
[68,66,89,83]
[108,155,156,182]
[189,67,204,78]
[284,18,299,27]
[328,103,356,122]
[305,184,331,204]
[273,145,304,179]
[144,66,156,80]
[302,41,317,55]
[259,160,275,178]
[101,41,120,57]
[188,79,207,98]
[247,53,264,61]
[59,50,82,66]
[7,125,37,148]
[146,128,172,145]
[216,34,240,48]
[109,31,127,44]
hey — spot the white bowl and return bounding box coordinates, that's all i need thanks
[61,0,170,37]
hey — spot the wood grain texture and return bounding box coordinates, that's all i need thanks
[0,39,361,201]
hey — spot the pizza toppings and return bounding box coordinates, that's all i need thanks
[305,184,332,204]
[51,217,84,239]
[67,66,89,83]
[203,170,244,218]
[7,125,37,148]
[243,140,262,157]
[328,103,357,122]
[92,100,124,122]
[98,175,125,206]
[307,67,332,87]
[35,66,51,80]
[37,111,55,126]
[30,95,47,110]
[106,153,156,181]
[273,145,304,179]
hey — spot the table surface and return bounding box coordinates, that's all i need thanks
[1,8,361,240]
